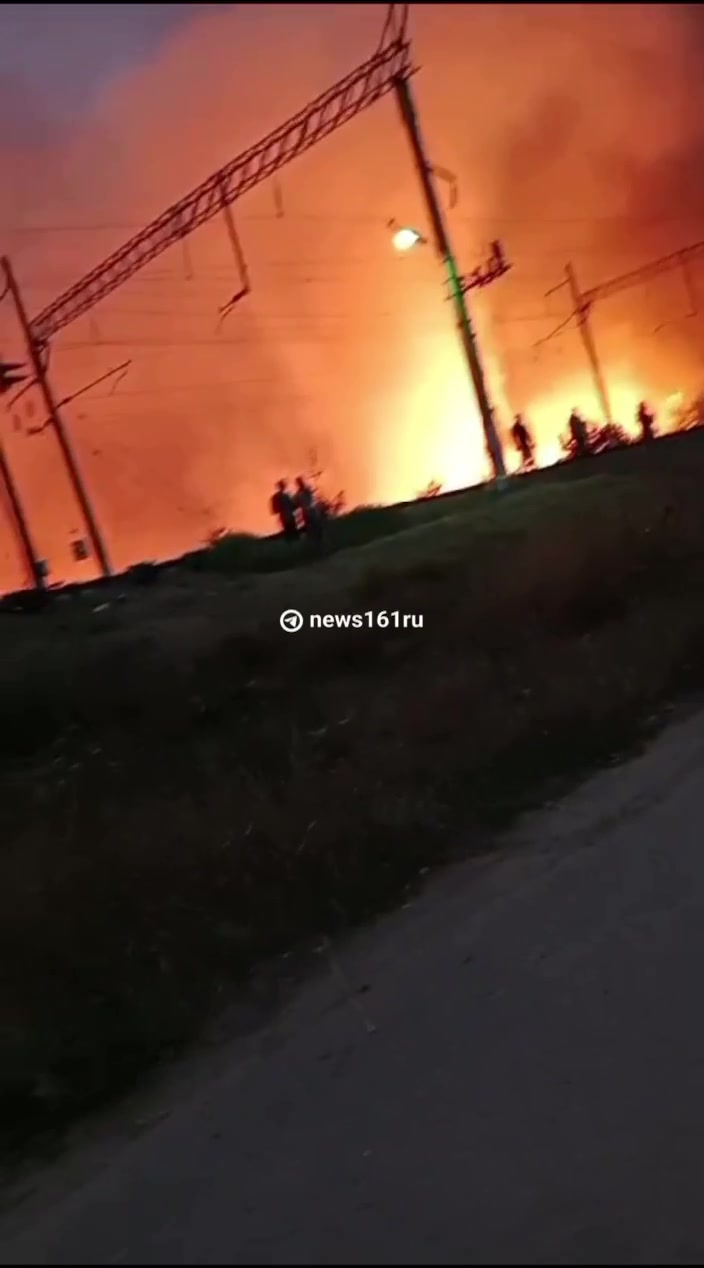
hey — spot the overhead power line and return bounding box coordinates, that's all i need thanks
[582,238,704,306]
[29,27,411,343]
[532,310,578,349]
[0,4,415,586]
[57,331,461,350]
[79,381,323,400]
[12,247,700,299]
[3,213,704,235]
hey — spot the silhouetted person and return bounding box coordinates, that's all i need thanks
[270,479,298,541]
[568,408,590,458]
[294,476,323,544]
[637,400,656,442]
[511,413,535,470]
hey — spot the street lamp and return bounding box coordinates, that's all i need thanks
[387,209,511,482]
[390,73,510,482]
[389,221,427,253]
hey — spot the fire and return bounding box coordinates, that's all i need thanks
[0,2,702,591]
[525,373,685,469]
[366,335,490,503]
[381,347,689,497]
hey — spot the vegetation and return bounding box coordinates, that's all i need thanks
[670,392,704,433]
[559,419,634,459]
[188,496,461,576]
[4,431,704,1162]
[415,479,443,499]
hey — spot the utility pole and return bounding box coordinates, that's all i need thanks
[565,261,613,428]
[0,441,45,591]
[0,256,112,577]
[393,75,507,481]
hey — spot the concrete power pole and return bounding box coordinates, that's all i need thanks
[393,75,507,481]
[565,261,613,428]
[1,256,112,578]
[0,442,44,590]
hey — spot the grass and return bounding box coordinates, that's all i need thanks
[185,497,468,576]
[4,436,704,1163]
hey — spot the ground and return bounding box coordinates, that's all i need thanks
[1,703,704,1264]
[5,430,704,1204]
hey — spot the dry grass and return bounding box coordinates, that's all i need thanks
[3,453,704,1160]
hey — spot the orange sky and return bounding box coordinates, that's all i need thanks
[1,3,704,590]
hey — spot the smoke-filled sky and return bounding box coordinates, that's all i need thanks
[1,2,704,589]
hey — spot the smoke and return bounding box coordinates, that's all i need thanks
[1,2,702,587]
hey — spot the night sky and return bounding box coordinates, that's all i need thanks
[0,4,220,136]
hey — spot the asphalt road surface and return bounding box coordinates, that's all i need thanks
[3,706,704,1265]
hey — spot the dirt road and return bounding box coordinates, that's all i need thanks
[3,706,704,1264]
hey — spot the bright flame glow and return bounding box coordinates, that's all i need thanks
[0,2,700,593]
[527,374,652,460]
[368,336,492,503]
[381,342,688,499]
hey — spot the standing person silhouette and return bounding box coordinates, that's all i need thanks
[511,414,536,470]
[294,476,323,545]
[270,479,298,541]
[568,408,590,458]
[637,400,656,442]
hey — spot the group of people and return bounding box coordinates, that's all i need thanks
[272,402,659,538]
[270,476,323,543]
[510,400,658,470]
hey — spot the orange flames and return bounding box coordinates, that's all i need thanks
[1,3,703,591]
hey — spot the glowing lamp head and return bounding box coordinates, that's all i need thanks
[392,225,424,253]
